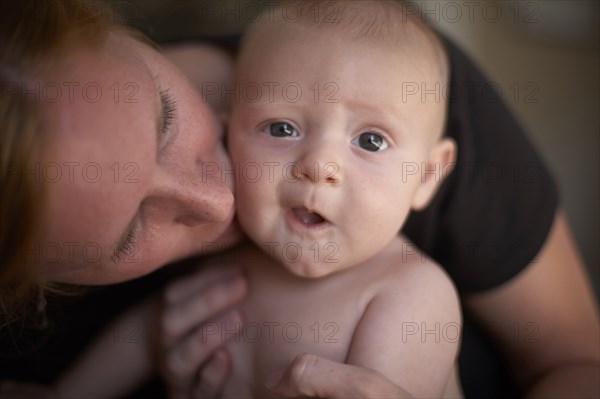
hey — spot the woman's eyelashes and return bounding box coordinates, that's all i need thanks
[112,229,137,263]
[160,89,177,135]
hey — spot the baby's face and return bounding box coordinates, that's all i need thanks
[228,28,449,278]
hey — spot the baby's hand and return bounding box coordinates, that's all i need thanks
[0,380,57,399]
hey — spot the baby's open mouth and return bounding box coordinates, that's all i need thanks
[292,207,327,225]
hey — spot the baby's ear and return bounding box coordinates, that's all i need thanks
[411,137,456,211]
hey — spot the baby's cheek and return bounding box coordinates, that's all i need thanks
[234,179,266,223]
[234,179,253,211]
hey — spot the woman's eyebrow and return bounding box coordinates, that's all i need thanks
[130,52,164,148]
[149,71,166,149]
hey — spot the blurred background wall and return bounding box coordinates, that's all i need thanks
[112,0,599,298]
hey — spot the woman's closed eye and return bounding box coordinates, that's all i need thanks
[111,229,137,263]
[160,89,177,135]
[352,132,389,152]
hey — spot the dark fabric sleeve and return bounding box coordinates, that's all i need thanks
[402,36,559,293]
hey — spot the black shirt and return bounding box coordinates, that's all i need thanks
[404,36,558,293]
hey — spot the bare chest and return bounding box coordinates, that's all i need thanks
[221,265,369,398]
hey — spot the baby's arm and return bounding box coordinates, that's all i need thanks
[54,299,156,399]
[345,259,461,398]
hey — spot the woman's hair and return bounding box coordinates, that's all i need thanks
[0,0,123,328]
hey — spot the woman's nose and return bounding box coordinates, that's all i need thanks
[150,164,234,226]
[151,96,235,226]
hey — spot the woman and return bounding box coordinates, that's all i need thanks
[1,1,598,398]
[0,1,243,397]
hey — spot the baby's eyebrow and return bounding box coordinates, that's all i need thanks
[344,97,395,115]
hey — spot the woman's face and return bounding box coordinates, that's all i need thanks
[35,32,239,284]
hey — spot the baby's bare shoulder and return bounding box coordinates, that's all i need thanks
[369,236,451,279]
[347,237,462,397]
[366,236,460,319]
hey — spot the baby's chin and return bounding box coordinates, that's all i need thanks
[278,257,348,279]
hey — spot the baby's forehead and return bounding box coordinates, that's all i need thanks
[241,1,448,85]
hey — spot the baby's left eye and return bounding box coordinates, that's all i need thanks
[353,132,389,152]
[269,122,298,137]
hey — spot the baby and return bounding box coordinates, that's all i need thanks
[220,1,461,398]
[54,2,462,398]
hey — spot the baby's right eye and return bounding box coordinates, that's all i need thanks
[269,122,298,137]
